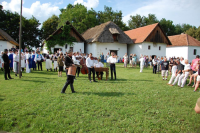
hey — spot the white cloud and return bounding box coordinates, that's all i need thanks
[1,0,61,28]
[74,0,99,9]
[123,0,200,27]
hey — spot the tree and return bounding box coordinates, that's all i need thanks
[185,27,198,40]
[41,15,59,40]
[159,18,175,36]
[143,14,158,25]
[0,7,42,49]
[128,14,144,29]
[97,6,130,31]
[58,4,98,34]
[196,26,200,41]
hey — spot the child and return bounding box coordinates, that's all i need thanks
[168,62,177,85]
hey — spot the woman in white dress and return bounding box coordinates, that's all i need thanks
[21,52,25,71]
[123,53,128,68]
[0,51,3,71]
[45,52,52,71]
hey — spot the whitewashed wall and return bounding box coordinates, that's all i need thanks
[43,42,84,54]
[166,46,188,60]
[128,42,167,58]
[86,42,127,59]
[0,41,16,52]
[166,46,200,62]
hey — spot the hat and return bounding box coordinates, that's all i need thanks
[26,50,28,52]
[9,49,12,51]
[67,49,72,53]
[29,50,31,52]
[4,49,8,52]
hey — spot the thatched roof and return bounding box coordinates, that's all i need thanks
[0,29,19,46]
[82,21,133,44]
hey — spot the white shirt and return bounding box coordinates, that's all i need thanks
[184,64,191,71]
[139,57,145,66]
[94,62,104,68]
[171,65,177,76]
[13,54,19,62]
[25,53,31,62]
[152,58,157,65]
[105,54,110,59]
[107,56,118,64]
[123,55,128,62]
[34,54,44,62]
[86,57,94,68]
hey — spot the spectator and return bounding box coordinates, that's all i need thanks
[168,62,177,85]
[160,58,169,80]
[123,53,128,68]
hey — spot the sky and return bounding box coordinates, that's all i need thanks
[1,0,200,28]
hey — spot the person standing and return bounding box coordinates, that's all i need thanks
[75,52,81,77]
[46,51,52,71]
[61,50,76,94]
[100,52,104,64]
[53,53,58,71]
[139,55,145,72]
[25,50,31,73]
[34,51,44,71]
[129,54,133,67]
[145,56,149,68]
[2,49,13,80]
[28,50,32,70]
[160,58,169,80]
[8,49,13,71]
[152,56,157,74]
[21,52,25,71]
[57,53,64,77]
[0,51,4,71]
[132,54,137,68]
[123,53,128,68]
[13,50,20,76]
[107,52,118,80]
[31,50,36,70]
[86,53,98,82]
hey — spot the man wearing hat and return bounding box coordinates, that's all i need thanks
[2,49,13,80]
[8,49,13,71]
[61,49,76,94]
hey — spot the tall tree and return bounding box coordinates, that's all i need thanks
[0,7,42,49]
[97,6,130,31]
[128,14,144,29]
[58,4,98,34]
[185,27,198,40]
[143,14,158,25]
[159,18,175,36]
[41,15,59,40]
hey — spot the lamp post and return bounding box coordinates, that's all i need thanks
[19,0,22,78]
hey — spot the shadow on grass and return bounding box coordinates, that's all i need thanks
[22,79,46,83]
[0,95,4,102]
[81,92,135,96]
[133,80,154,82]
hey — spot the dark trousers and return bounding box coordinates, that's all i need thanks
[4,65,12,79]
[37,61,42,70]
[61,75,75,93]
[76,66,80,77]
[88,67,95,81]
[96,72,103,79]
[153,65,157,74]
[110,64,116,80]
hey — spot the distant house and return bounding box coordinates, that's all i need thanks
[0,29,18,52]
[124,23,171,58]
[166,34,200,62]
[43,21,86,54]
[82,21,133,58]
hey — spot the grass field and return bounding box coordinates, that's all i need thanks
[0,63,200,133]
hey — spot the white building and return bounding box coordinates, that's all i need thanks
[125,23,171,58]
[43,21,86,54]
[82,21,133,59]
[166,34,200,62]
[0,29,18,52]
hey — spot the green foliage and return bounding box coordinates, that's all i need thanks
[0,7,42,48]
[185,26,200,41]
[41,15,59,40]
[1,63,200,132]
[46,24,76,51]
[159,18,175,36]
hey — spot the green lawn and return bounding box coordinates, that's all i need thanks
[0,63,200,132]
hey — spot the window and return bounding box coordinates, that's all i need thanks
[159,46,161,50]
[148,45,151,50]
[113,34,118,41]
[194,49,197,55]
[65,44,68,49]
